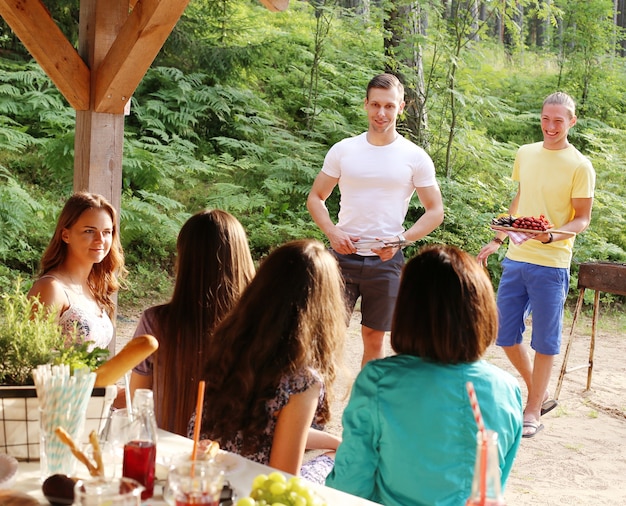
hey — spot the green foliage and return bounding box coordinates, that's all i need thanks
[0,280,65,385]
[118,263,173,310]
[120,190,187,266]
[0,280,109,385]
[51,342,109,375]
[0,0,624,310]
[0,167,52,273]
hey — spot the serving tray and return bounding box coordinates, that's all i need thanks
[491,225,576,236]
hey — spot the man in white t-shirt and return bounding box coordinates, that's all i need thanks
[307,73,444,367]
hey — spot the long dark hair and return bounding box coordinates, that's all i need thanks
[39,192,126,317]
[391,244,497,363]
[199,239,347,454]
[152,209,255,435]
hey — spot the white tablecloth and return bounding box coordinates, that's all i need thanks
[13,429,381,505]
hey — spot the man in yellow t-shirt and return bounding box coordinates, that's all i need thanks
[477,92,596,439]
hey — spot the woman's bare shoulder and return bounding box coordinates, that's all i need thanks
[27,274,68,308]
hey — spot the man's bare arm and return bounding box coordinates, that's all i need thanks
[402,184,444,242]
[307,172,358,254]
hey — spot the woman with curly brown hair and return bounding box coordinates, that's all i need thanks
[28,191,126,351]
[188,239,347,481]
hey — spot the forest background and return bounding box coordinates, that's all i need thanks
[0,0,625,315]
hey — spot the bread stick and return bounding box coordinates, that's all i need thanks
[94,334,158,387]
[54,427,99,477]
[89,430,104,476]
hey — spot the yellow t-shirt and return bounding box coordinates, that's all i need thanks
[506,142,595,268]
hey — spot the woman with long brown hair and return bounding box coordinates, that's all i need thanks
[189,239,347,481]
[28,192,126,350]
[130,209,255,436]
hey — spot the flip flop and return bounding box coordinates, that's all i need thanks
[541,399,558,416]
[522,420,544,439]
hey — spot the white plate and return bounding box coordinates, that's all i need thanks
[352,239,414,251]
[215,451,245,475]
[0,453,18,489]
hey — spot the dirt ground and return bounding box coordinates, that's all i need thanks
[116,307,626,505]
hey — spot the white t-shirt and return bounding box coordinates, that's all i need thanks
[322,132,437,242]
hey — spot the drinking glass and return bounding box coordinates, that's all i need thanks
[74,477,144,505]
[100,408,133,478]
[163,460,224,506]
[39,407,81,481]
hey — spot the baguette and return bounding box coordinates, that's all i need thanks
[94,334,159,387]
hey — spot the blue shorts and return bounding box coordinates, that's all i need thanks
[332,250,404,332]
[496,258,570,355]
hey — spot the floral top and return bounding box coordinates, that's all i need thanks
[58,303,113,351]
[188,368,325,465]
[40,275,113,351]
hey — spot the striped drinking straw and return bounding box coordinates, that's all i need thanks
[466,381,487,505]
[465,381,486,436]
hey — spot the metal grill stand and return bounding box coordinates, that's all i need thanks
[554,262,626,400]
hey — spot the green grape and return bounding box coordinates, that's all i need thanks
[299,488,315,506]
[287,477,306,495]
[293,497,307,506]
[268,471,287,483]
[236,498,256,506]
[269,482,287,496]
[246,472,328,506]
[251,488,265,500]
[253,474,269,489]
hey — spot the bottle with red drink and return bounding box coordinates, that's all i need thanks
[123,388,158,500]
[465,430,507,506]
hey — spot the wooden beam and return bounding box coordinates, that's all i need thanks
[93,0,189,113]
[0,0,90,110]
[74,0,129,355]
[74,112,125,208]
[74,0,126,211]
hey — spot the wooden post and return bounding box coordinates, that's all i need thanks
[74,0,129,213]
[74,0,129,354]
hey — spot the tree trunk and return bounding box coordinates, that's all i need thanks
[617,0,626,56]
[338,0,370,16]
[384,0,429,146]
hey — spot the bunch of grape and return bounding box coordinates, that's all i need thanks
[236,472,327,506]
[511,214,552,231]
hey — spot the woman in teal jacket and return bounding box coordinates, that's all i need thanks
[326,245,523,506]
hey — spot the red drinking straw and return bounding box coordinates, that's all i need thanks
[466,381,487,505]
[190,380,206,462]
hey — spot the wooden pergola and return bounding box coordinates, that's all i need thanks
[0,0,288,211]
[0,0,287,351]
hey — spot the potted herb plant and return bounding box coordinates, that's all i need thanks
[0,280,115,461]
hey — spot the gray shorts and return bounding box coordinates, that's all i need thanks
[332,249,404,332]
